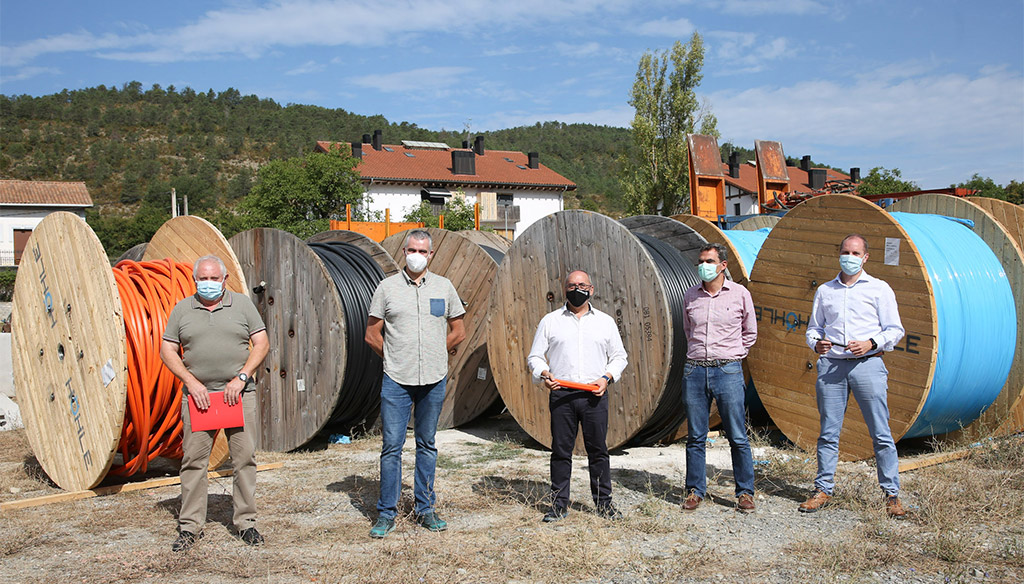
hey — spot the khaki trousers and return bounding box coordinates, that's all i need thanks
[178,391,257,534]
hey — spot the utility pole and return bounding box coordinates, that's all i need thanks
[171,188,177,218]
[183,194,188,216]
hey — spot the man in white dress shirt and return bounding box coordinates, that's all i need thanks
[527,270,628,522]
[801,234,907,517]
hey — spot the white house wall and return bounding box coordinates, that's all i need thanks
[0,207,88,266]
[363,185,564,238]
[724,184,758,217]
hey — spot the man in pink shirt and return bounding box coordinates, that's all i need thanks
[681,243,758,513]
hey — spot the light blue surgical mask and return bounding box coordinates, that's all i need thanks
[839,254,863,276]
[196,280,224,301]
[698,262,720,283]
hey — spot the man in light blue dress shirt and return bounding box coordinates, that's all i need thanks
[801,234,907,518]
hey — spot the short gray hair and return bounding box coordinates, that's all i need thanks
[193,255,227,278]
[404,229,433,251]
[700,242,728,262]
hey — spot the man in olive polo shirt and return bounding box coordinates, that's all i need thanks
[364,230,466,538]
[160,255,270,552]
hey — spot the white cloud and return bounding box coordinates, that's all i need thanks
[709,67,1024,186]
[632,17,696,37]
[0,66,61,84]
[717,0,828,16]
[707,31,793,74]
[555,42,603,58]
[349,66,472,94]
[286,60,326,76]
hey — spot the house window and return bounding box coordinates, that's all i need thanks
[497,193,513,207]
[734,203,741,216]
[13,229,32,266]
[421,188,452,215]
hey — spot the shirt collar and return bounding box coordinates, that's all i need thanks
[402,269,430,286]
[831,270,876,287]
[561,302,594,316]
[699,278,734,296]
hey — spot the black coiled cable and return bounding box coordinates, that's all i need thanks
[629,232,702,445]
[308,241,387,433]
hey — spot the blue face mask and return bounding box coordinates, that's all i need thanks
[839,254,863,276]
[697,262,720,283]
[196,280,224,301]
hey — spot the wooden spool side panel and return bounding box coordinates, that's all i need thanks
[671,214,748,285]
[747,195,937,461]
[229,228,347,451]
[307,229,400,277]
[457,230,512,251]
[381,228,501,428]
[487,211,671,451]
[12,212,128,491]
[144,216,248,294]
[890,194,1024,439]
[733,215,782,231]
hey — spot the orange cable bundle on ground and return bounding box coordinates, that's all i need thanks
[109,259,194,477]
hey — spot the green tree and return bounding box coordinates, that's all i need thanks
[621,32,718,215]
[402,196,476,231]
[953,173,1006,200]
[856,167,919,197]
[1005,180,1023,205]
[238,150,362,238]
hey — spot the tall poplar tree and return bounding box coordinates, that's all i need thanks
[621,32,718,215]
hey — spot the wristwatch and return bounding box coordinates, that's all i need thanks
[237,372,249,384]
[869,339,878,351]
[601,374,612,383]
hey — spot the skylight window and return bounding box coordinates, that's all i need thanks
[384,147,394,152]
[405,152,415,157]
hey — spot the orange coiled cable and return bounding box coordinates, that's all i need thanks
[108,259,195,477]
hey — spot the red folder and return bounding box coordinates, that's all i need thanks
[188,391,244,431]
[552,379,600,392]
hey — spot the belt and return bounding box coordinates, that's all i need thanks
[826,353,882,362]
[686,358,740,367]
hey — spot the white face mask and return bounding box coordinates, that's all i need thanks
[406,251,429,273]
[839,254,863,276]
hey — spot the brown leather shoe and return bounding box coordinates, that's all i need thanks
[737,493,755,512]
[682,491,702,511]
[798,490,832,513]
[886,496,907,518]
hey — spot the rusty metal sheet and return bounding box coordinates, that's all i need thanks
[755,140,789,181]
[687,134,724,177]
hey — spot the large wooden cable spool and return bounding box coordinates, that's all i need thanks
[671,214,748,286]
[618,216,709,444]
[748,194,943,461]
[888,194,1024,440]
[487,211,673,451]
[966,197,1024,435]
[733,215,782,231]
[380,228,508,428]
[13,214,244,491]
[146,216,250,471]
[229,228,352,451]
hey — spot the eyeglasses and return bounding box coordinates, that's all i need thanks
[566,283,592,291]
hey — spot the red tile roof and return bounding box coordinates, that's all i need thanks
[316,141,576,191]
[0,180,93,207]
[720,162,850,194]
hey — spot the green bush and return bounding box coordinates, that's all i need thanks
[0,267,17,302]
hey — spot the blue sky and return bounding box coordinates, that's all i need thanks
[2,0,1022,189]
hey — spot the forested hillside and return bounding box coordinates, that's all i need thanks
[0,83,631,226]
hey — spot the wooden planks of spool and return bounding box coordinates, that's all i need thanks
[747,195,940,461]
[380,228,509,429]
[672,214,750,287]
[12,214,243,491]
[487,211,672,452]
[229,228,398,451]
[889,194,1024,441]
[733,215,782,232]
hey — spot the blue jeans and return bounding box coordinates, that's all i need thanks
[814,357,900,497]
[683,361,755,498]
[376,374,446,519]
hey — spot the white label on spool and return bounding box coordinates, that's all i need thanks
[296,379,306,392]
[884,238,900,266]
[101,359,115,387]
[477,367,488,381]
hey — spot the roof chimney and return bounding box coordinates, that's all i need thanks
[350,141,362,159]
[373,129,383,151]
[452,150,476,175]
[462,140,470,149]
[809,168,827,190]
[473,135,485,156]
[728,152,740,179]
[362,133,371,144]
[801,155,811,172]
[850,167,861,182]
[528,152,539,169]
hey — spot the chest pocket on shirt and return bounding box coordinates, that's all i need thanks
[430,298,446,317]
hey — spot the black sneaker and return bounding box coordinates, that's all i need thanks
[543,506,568,522]
[596,503,623,520]
[171,531,202,552]
[415,511,448,532]
[239,527,264,546]
[369,517,396,538]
